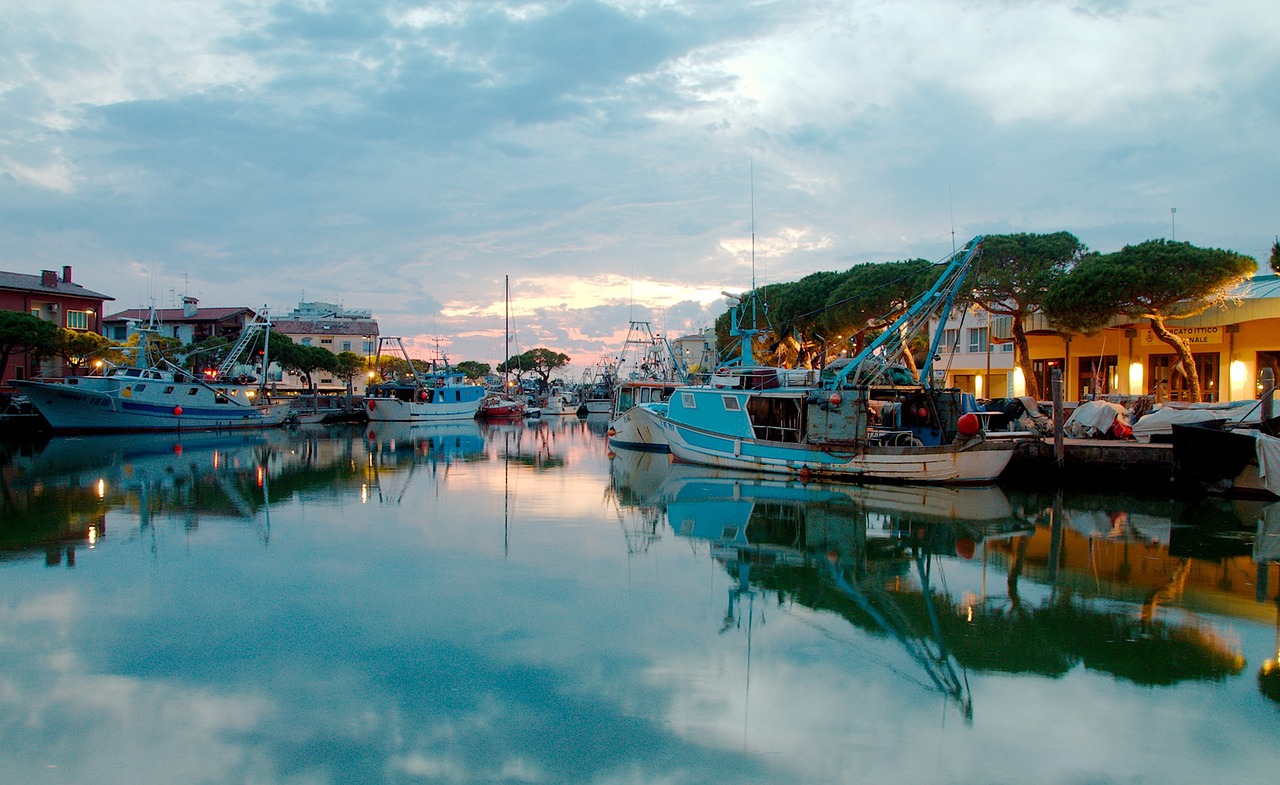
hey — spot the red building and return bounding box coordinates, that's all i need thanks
[0,266,113,387]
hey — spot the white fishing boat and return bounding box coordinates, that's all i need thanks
[649,237,1023,485]
[607,320,689,452]
[14,309,292,433]
[365,337,486,423]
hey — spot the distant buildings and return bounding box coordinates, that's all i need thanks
[269,301,380,392]
[102,297,256,344]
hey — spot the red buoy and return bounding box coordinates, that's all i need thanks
[173,406,183,416]
[957,412,980,436]
[367,399,376,411]
[828,392,841,406]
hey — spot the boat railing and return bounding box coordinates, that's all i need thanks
[752,423,803,443]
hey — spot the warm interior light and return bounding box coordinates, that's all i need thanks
[1128,362,1144,395]
[974,374,984,398]
[1012,367,1026,398]
[1230,360,1247,401]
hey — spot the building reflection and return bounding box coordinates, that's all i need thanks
[0,427,366,562]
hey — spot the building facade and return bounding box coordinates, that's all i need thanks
[0,266,114,386]
[936,274,1280,403]
[270,301,379,392]
[103,298,256,345]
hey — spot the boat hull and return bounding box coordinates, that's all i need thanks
[654,415,1014,484]
[365,396,482,422]
[13,379,291,433]
[608,403,669,452]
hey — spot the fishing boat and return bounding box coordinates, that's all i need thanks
[607,320,689,452]
[13,309,292,433]
[477,393,527,420]
[577,360,616,415]
[539,386,579,416]
[647,236,1021,484]
[365,337,485,423]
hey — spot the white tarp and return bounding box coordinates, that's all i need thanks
[1131,400,1262,442]
[1255,431,1280,498]
[1063,400,1130,438]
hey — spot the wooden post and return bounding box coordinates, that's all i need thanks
[1262,367,1275,421]
[1052,368,1064,465]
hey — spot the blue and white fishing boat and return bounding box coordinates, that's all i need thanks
[14,308,292,433]
[364,338,486,423]
[647,236,1021,484]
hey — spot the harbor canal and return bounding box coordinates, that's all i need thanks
[2,417,1279,784]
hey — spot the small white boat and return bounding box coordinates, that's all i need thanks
[607,321,690,452]
[365,338,486,423]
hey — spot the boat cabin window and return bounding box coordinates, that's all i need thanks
[134,384,146,392]
[188,388,199,396]
[722,395,741,412]
[747,396,804,443]
[681,392,696,409]
[164,386,174,394]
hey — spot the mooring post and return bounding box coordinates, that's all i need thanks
[1052,368,1064,465]
[1262,367,1275,421]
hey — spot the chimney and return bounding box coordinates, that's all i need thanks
[62,265,72,283]
[182,296,199,318]
[41,270,58,287]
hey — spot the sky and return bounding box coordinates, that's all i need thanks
[3,0,1278,378]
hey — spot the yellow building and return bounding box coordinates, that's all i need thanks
[938,273,1280,403]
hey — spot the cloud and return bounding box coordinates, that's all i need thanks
[1,0,1277,366]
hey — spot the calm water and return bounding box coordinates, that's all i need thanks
[2,416,1279,785]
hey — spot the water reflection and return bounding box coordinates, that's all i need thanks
[3,426,1280,784]
[610,454,1268,694]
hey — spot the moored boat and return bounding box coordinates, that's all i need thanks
[365,338,486,423]
[649,237,1022,485]
[607,321,689,452]
[477,393,527,420]
[13,309,292,433]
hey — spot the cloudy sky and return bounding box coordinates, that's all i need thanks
[3,0,1277,375]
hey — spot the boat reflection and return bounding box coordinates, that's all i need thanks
[1,427,299,558]
[364,420,485,463]
[661,471,1031,719]
[647,467,1254,710]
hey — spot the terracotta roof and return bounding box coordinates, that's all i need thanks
[0,270,113,300]
[103,307,254,323]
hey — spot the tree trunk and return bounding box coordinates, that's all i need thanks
[1148,315,1201,401]
[1012,321,1039,400]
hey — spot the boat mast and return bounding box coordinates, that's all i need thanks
[504,275,510,394]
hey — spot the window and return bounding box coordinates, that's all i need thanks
[66,310,89,330]
[967,327,988,353]
[722,395,741,411]
[681,392,696,408]
[301,338,312,346]
[941,329,960,351]
[342,341,351,352]
[320,338,332,346]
